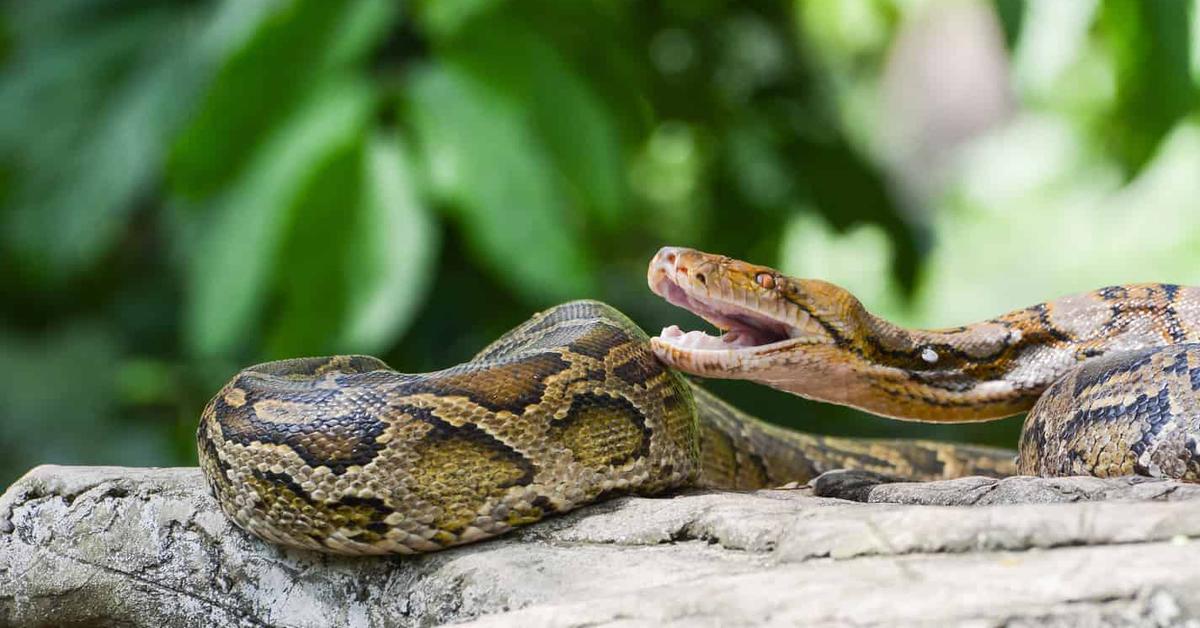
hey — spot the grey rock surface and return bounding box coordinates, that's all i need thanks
[2,465,1200,627]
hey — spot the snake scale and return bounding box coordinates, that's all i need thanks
[197,247,1200,555]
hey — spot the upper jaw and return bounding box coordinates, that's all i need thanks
[646,247,824,368]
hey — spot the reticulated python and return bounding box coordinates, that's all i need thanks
[197,247,1200,555]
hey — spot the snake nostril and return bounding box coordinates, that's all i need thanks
[695,273,706,285]
[665,252,676,265]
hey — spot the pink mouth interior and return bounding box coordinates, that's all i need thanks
[654,277,791,351]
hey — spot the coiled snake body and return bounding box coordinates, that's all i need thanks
[198,248,1200,554]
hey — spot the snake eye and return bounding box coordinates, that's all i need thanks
[755,273,775,289]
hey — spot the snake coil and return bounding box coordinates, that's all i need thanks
[198,249,1200,554]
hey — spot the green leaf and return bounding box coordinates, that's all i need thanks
[326,0,401,67]
[445,16,627,226]
[0,4,212,278]
[169,0,396,201]
[993,0,1026,51]
[406,62,594,303]
[339,133,439,352]
[0,323,174,489]
[261,140,363,359]
[1098,0,1199,176]
[185,76,374,357]
[796,136,923,294]
[413,0,506,39]
[262,131,439,359]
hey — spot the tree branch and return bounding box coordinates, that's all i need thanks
[2,465,1199,626]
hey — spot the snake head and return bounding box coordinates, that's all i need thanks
[647,246,846,378]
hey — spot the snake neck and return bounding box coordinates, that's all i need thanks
[649,247,1200,422]
[726,300,1049,422]
[690,384,1017,489]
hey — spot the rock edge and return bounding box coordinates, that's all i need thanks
[2,465,1199,627]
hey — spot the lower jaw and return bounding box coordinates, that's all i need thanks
[650,341,758,375]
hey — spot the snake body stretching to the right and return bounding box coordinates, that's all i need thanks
[198,247,1200,554]
[648,247,1200,480]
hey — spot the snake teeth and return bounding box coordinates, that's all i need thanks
[648,246,836,360]
[652,283,825,354]
[659,325,762,350]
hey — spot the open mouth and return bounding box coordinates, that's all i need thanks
[653,277,797,352]
[646,248,828,362]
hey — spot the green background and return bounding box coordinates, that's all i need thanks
[2,0,1199,489]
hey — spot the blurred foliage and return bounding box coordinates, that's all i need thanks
[1,0,1199,488]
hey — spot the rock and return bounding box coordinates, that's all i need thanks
[2,465,1200,627]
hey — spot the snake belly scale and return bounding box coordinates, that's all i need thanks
[198,247,1200,555]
